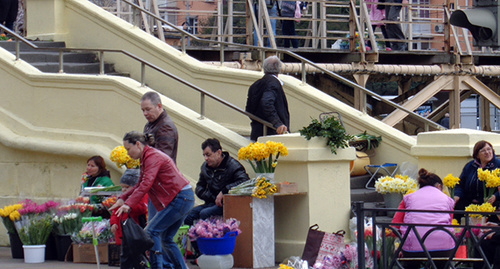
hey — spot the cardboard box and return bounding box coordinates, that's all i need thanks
[277,182,298,194]
[72,243,109,264]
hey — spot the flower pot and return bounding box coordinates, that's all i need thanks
[8,232,24,259]
[54,234,73,261]
[383,193,403,217]
[45,233,57,260]
[197,231,238,255]
[23,245,46,263]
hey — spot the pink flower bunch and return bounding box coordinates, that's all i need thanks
[188,217,241,240]
[18,200,59,216]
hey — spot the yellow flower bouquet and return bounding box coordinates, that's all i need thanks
[238,141,288,173]
[110,146,140,169]
[374,174,418,195]
[443,174,460,198]
[229,174,278,199]
[465,202,496,219]
[0,203,23,234]
[477,168,500,201]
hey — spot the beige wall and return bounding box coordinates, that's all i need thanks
[25,0,418,167]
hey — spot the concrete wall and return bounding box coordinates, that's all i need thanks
[24,0,418,166]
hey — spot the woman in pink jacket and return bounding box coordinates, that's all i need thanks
[392,168,455,269]
[111,131,194,269]
[365,0,392,51]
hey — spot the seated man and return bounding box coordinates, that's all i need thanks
[184,138,250,225]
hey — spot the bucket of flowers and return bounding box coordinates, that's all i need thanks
[14,200,59,263]
[375,175,418,216]
[188,217,241,255]
[0,202,24,258]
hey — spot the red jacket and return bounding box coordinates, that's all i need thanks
[120,145,190,211]
[110,194,148,245]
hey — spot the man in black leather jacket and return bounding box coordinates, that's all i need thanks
[184,138,250,225]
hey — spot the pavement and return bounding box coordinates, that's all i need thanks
[0,246,202,269]
[0,247,280,269]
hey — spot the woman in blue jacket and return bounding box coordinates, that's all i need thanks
[454,140,500,220]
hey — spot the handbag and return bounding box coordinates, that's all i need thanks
[301,224,345,266]
[121,217,155,256]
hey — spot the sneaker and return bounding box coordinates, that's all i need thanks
[386,48,392,51]
[366,46,371,51]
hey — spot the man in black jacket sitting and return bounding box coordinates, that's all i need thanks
[184,138,250,225]
[246,55,290,141]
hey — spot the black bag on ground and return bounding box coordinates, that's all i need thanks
[121,218,154,256]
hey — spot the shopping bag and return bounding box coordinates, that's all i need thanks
[294,1,302,22]
[301,224,326,265]
[122,218,154,256]
[315,230,346,265]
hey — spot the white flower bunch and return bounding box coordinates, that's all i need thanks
[375,175,418,194]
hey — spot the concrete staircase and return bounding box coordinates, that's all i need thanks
[0,41,120,75]
[351,173,390,218]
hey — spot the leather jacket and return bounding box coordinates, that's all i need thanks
[120,146,190,211]
[195,152,250,204]
[143,110,178,163]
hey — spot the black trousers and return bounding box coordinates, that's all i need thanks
[0,0,18,31]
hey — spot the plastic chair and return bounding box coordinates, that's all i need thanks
[364,163,399,189]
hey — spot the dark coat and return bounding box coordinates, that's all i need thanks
[195,152,250,204]
[246,74,290,141]
[143,110,178,162]
[455,158,500,204]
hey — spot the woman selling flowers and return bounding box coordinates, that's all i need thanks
[110,131,194,269]
[454,140,500,219]
[392,168,455,269]
[81,155,114,203]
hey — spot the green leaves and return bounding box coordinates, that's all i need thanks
[299,116,353,154]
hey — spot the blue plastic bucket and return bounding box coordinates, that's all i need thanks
[197,231,238,255]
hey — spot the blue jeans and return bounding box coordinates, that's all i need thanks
[146,188,195,269]
[253,4,278,47]
[183,203,224,225]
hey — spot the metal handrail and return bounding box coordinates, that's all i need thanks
[0,24,276,135]
[119,0,445,131]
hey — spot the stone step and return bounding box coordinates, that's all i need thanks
[13,51,98,63]
[351,188,383,203]
[31,62,115,74]
[0,40,66,51]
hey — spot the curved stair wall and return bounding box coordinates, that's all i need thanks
[25,0,417,164]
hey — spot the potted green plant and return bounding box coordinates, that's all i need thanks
[299,115,353,154]
[349,131,382,152]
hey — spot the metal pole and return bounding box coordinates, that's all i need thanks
[200,93,206,119]
[141,62,146,86]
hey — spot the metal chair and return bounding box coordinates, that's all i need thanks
[364,163,399,189]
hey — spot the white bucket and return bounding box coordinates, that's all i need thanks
[23,245,46,263]
[197,254,234,269]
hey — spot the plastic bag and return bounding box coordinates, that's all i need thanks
[331,39,342,49]
[400,161,418,180]
[281,256,308,269]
